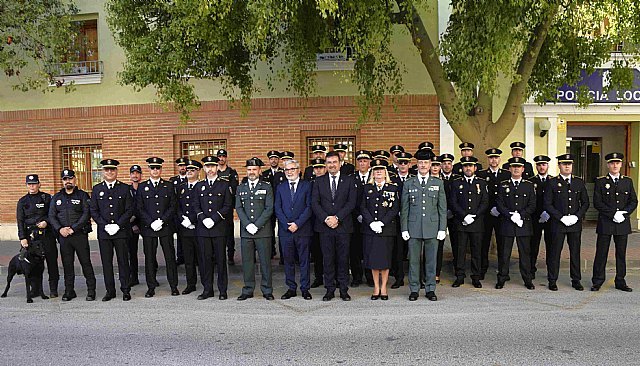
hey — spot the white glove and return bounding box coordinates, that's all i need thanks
[539,211,550,223]
[515,219,524,228]
[188,224,196,230]
[568,215,579,226]
[401,231,410,241]
[560,216,575,227]
[104,224,115,236]
[150,219,163,231]
[246,223,259,235]
[203,218,215,229]
[369,221,383,234]
[181,215,192,229]
[613,211,627,224]
[510,212,521,224]
[463,214,476,226]
[437,231,446,241]
[490,207,500,217]
[110,224,120,235]
[357,215,363,223]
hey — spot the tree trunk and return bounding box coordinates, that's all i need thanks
[447,114,515,156]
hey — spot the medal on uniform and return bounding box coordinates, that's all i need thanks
[605,183,610,189]
[382,201,388,207]
[505,188,510,193]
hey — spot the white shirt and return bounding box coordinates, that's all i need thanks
[329,171,341,190]
[512,178,522,185]
[208,177,218,186]
[248,178,259,189]
[418,173,429,184]
[358,171,369,183]
[609,173,621,180]
[560,174,571,183]
[288,178,299,190]
[105,180,116,189]
[149,178,160,186]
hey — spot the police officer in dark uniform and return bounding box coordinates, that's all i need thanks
[17,174,59,298]
[137,157,179,298]
[48,169,96,301]
[352,150,373,287]
[495,157,536,289]
[528,155,554,280]
[176,159,203,295]
[309,158,327,288]
[591,152,638,292]
[409,142,434,176]
[303,145,327,181]
[440,153,460,275]
[452,142,483,175]
[388,145,405,175]
[170,157,189,265]
[543,154,589,291]
[216,149,239,265]
[90,159,134,301]
[450,156,489,288]
[334,143,355,176]
[390,152,414,288]
[477,148,511,279]
[128,164,143,286]
[502,142,535,179]
[194,155,233,300]
[262,150,283,184]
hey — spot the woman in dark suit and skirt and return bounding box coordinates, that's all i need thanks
[361,159,400,300]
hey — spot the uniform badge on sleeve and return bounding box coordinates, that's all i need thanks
[56,200,62,206]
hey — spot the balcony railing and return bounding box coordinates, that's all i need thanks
[48,60,103,76]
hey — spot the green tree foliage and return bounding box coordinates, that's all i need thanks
[107,0,640,150]
[0,0,78,91]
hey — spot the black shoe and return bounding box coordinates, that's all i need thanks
[408,292,419,301]
[572,281,584,291]
[548,282,558,291]
[281,290,297,300]
[237,293,253,301]
[145,289,155,298]
[420,283,425,289]
[123,293,131,301]
[615,284,633,292]
[425,291,438,301]
[197,292,211,300]
[171,287,180,296]
[350,280,361,288]
[102,293,116,302]
[340,291,351,301]
[182,286,196,295]
[479,273,486,281]
[322,291,335,301]
[302,291,312,300]
[590,285,601,291]
[227,258,235,266]
[61,292,77,302]
[371,291,380,300]
[219,293,228,300]
[452,278,464,288]
[49,291,58,298]
[525,282,535,290]
[495,281,505,290]
[380,294,389,301]
[310,279,323,288]
[176,258,185,266]
[86,291,96,301]
[472,280,482,288]
[263,294,275,301]
[40,293,49,300]
[391,280,404,289]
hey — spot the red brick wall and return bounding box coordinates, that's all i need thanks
[0,95,439,223]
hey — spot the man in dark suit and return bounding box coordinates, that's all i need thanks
[591,152,638,292]
[275,159,314,300]
[176,160,202,295]
[449,156,488,289]
[495,157,536,289]
[309,158,327,288]
[528,155,554,280]
[137,157,179,298]
[477,148,511,280]
[90,159,134,301]
[304,145,327,181]
[544,154,590,291]
[312,151,357,301]
[334,143,355,176]
[502,142,535,179]
[194,156,233,300]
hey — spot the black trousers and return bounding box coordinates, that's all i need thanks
[455,231,483,280]
[391,230,407,281]
[481,215,502,275]
[176,234,184,262]
[198,236,228,294]
[226,219,236,259]
[320,233,350,293]
[59,234,96,293]
[42,233,59,292]
[181,235,199,287]
[499,236,532,283]
[448,224,459,270]
[143,235,178,289]
[531,222,552,277]
[547,231,582,282]
[127,230,139,281]
[99,238,130,294]
[310,232,324,282]
[350,231,364,282]
[436,239,445,277]
[592,234,629,287]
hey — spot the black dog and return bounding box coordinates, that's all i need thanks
[2,235,49,303]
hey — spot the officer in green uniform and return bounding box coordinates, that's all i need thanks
[400,150,447,301]
[236,157,275,301]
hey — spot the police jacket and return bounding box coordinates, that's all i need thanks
[17,192,53,240]
[90,180,133,240]
[48,187,92,235]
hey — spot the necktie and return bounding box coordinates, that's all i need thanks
[290,182,296,200]
[467,178,472,185]
[541,177,545,183]
[514,181,519,189]
[153,181,158,188]
[250,182,255,191]
[331,175,337,200]
[189,183,193,189]
[108,183,112,190]
[421,178,426,187]
[377,184,383,191]
[614,177,619,185]
[401,176,406,182]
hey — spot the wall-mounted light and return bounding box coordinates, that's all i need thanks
[539,119,551,137]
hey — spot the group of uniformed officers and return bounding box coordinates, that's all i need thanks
[15,141,637,303]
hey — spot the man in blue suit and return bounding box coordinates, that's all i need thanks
[312,151,357,301]
[275,159,314,300]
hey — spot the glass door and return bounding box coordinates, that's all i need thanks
[566,138,601,220]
